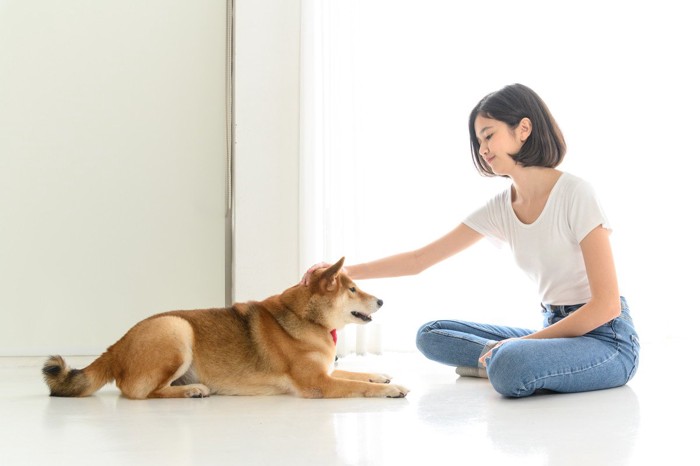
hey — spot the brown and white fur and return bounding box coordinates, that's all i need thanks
[42,258,408,399]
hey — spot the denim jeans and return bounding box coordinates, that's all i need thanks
[415,297,640,398]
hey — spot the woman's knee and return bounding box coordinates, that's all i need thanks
[487,344,536,398]
[415,320,439,356]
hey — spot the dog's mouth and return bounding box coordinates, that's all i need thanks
[351,311,373,322]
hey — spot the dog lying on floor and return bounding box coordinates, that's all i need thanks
[42,258,408,399]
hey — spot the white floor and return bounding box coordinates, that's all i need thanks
[0,342,692,466]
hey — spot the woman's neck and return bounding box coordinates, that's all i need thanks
[509,167,562,204]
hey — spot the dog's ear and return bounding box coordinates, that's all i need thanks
[320,257,345,291]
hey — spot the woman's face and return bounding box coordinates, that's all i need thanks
[474,114,529,176]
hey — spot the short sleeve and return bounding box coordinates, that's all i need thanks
[569,180,611,243]
[463,190,508,244]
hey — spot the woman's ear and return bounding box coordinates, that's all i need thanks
[518,117,532,143]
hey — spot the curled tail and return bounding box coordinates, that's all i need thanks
[42,354,114,397]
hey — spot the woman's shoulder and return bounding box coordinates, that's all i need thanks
[554,172,607,215]
[557,172,597,196]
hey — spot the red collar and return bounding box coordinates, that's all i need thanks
[330,329,337,345]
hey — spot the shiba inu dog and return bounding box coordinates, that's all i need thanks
[42,258,408,399]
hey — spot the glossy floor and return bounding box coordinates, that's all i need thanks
[0,342,689,466]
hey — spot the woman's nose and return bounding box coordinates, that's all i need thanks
[479,142,488,157]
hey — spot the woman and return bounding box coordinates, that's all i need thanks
[304,83,640,398]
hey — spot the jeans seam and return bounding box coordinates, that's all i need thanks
[427,321,507,341]
[429,329,497,343]
[628,334,640,383]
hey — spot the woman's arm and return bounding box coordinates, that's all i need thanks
[523,225,622,340]
[345,223,483,280]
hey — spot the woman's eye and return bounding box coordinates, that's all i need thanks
[349,287,356,293]
[485,134,493,140]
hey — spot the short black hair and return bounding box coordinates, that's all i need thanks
[469,83,566,177]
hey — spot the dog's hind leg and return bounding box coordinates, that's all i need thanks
[144,348,211,399]
[149,383,211,398]
[114,316,209,399]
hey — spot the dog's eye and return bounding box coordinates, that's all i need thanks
[349,287,356,293]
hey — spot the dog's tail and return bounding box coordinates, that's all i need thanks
[42,353,114,397]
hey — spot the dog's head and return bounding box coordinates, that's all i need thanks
[304,257,383,331]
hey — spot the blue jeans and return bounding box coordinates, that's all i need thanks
[415,297,640,397]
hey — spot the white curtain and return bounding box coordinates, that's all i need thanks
[300,0,380,355]
[300,0,700,353]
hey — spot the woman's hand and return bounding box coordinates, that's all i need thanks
[300,262,347,286]
[479,338,519,367]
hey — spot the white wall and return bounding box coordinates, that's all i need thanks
[233,0,301,301]
[0,1,231,355]
[0,0,303,355]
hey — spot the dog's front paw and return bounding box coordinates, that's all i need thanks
[368,373,392,384]
[383,383,409,398]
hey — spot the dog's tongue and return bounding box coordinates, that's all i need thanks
[330,329,337,345]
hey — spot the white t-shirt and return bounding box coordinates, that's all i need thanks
[463,172,610,305]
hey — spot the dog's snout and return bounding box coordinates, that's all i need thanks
[377,299,383,307]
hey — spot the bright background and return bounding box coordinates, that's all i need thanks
[301,0,700,351]
[1,0,697,356]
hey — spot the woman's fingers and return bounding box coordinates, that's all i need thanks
[300,262,331,285]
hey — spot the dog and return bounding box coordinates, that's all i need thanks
[42,258,408,399]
